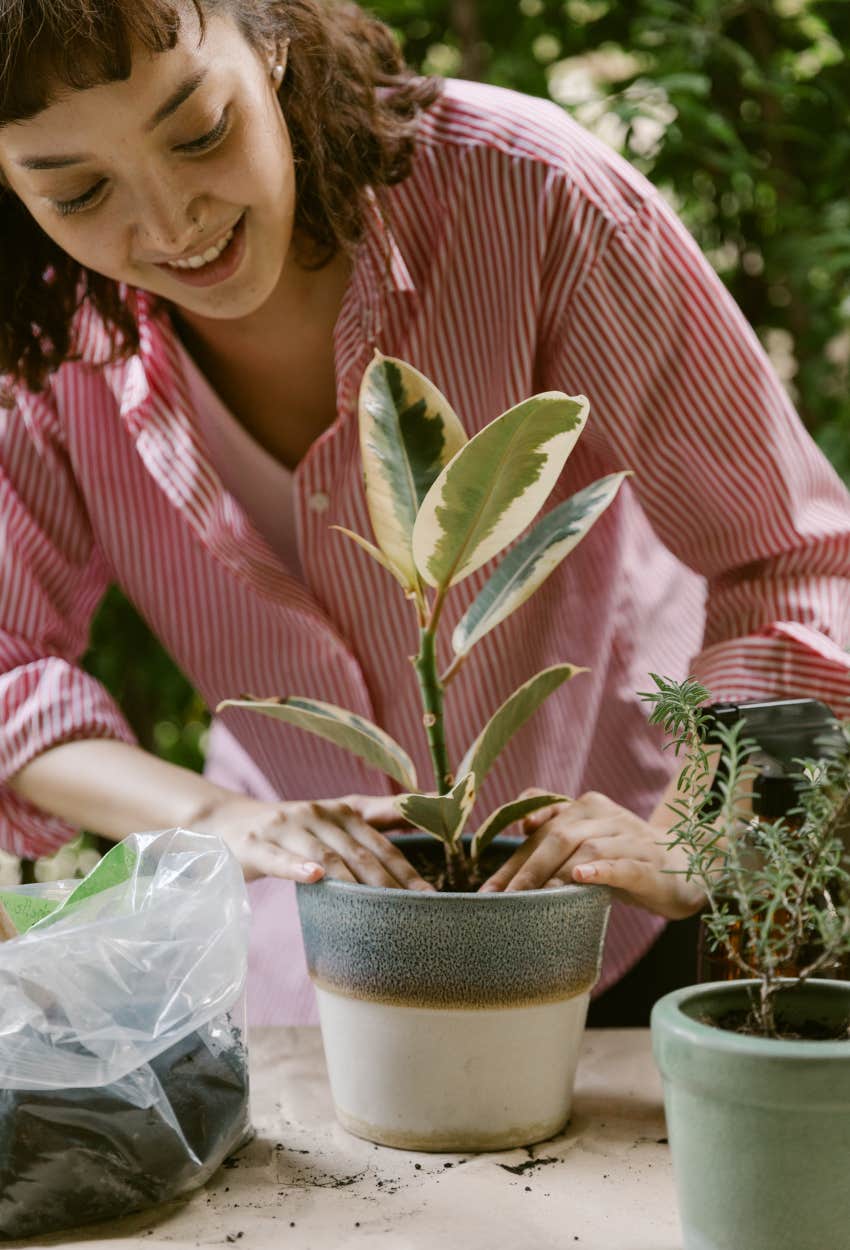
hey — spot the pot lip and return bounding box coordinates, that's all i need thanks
[652,979,850,1056]
[297,877,609,902]
[296,831,611,901]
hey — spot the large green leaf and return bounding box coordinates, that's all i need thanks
[411,392,589,590]
[452,473,630,657]
[359,353,467,589]
[396,773,476,845]
[217,696,418,791]
[457,665,585,788]
[471,793,570,860]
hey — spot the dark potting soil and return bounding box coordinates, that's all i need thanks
[706,1008,850,1041]
[400,840,511,893]
[0,1019,250,1239]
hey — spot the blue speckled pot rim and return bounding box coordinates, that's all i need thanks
[299,878,604,901]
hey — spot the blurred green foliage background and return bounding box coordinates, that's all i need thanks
[83,0,850,777]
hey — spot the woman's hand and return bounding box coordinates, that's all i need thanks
[478,789,706,919]
[192,793,433,890]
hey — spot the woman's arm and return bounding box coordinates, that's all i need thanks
[10,739,432,889]
[541,189,850,717]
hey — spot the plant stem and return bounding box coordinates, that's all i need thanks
[412,625,470,890]
[413,627,453,795]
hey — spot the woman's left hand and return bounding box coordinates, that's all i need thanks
[478,789,706,919]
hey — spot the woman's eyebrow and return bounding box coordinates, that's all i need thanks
[144,68,208,132]
[15,68,209,170]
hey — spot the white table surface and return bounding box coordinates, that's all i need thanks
[19,1028,682,1250]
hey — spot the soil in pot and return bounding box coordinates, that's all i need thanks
[705,1002,850,1041]
[395,835,516,892]
[0,1015,250,1240]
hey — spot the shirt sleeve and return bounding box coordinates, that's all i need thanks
[0,387,137,857]
[540,189,850,718]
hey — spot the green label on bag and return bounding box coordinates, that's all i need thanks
[0,842,139,936]
[0,893,60,934]
[60,842,138,910]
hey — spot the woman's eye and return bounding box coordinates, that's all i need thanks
[176,110,230,154]
[53,179,107,217]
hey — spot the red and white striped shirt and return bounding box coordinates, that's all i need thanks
[2,80,849,1018]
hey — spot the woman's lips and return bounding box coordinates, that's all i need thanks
[154,213,247,288]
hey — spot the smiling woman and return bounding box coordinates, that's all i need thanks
[0,0,439,393]
[0,0,848,1035]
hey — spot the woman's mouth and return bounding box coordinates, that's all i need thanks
[154,213,247,288]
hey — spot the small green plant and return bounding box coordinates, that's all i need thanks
[220,353,629,889]
[643,674,850,1038]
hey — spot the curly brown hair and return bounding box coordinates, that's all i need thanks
[0,0,441,395]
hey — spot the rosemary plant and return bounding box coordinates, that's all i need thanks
[642,674,850,1038]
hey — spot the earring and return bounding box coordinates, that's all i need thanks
[272,38,291,87]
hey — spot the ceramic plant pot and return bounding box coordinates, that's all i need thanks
[652,979,850,1250]
[296,834,611,1152]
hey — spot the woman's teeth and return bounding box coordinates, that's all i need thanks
[166,226,235,270]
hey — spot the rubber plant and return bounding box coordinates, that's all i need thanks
[220,354,628,889]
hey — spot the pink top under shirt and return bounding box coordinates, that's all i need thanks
[177,340,303,580]
[2,79,849,1026]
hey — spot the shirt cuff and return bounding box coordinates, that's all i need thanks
[692,622,850,719]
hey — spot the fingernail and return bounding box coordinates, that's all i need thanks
[299,861,324,881]
[478,883,498,893]
[574,864,597,881]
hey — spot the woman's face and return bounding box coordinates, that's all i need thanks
[0,10,295,322]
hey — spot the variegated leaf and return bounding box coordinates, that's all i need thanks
[412,392,589,589]
[359,353,467,589]
[332,526,401,582]
[452,472,630,657]
[472,793,570,860]
[216,695,418,791]
[396,773,476,845]
[458,665,585,788]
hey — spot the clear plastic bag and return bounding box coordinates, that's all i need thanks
[0,828,252,1239]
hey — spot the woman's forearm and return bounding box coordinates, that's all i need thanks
[8,740,232,841]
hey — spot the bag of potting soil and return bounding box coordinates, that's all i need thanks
[0,828,252,1239]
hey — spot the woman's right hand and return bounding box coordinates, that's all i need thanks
[191,793,434,891]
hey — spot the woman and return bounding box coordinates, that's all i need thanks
[1,0,848,1024]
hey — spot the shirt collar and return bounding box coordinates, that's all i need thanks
[359,185,416,300]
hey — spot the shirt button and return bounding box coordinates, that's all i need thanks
[308,491,330,514]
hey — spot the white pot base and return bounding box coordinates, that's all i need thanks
[315,988,590,1152]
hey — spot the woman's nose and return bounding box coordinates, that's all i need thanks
[135,180,205,260]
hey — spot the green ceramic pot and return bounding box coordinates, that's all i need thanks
[652,979,850,1250]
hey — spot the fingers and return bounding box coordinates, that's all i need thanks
[502,819,606,892]
[237,835,326,885]
[339,793,410,831]
[302,804,433,890]
[517,787,569,835]
[478,825,548,892]
[287,825,360,884]
[571,858,706,920]
[326,805,435,891]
